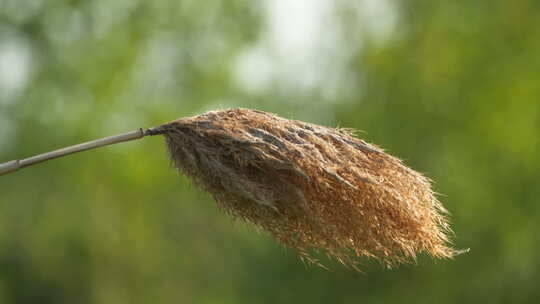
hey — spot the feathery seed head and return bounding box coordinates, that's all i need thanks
[157,108,458,269]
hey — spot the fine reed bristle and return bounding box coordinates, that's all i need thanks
[157,108,459,269]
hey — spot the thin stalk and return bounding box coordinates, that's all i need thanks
[0,128,162,176]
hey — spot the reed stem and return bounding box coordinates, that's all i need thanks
[0,128,154,176]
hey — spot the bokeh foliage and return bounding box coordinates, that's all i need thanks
[1,0,539,303]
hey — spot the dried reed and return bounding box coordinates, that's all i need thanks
[150,108,458,269]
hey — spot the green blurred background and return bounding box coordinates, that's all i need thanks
[1,0,539,303]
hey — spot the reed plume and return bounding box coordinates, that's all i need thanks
[151,108,458,269]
